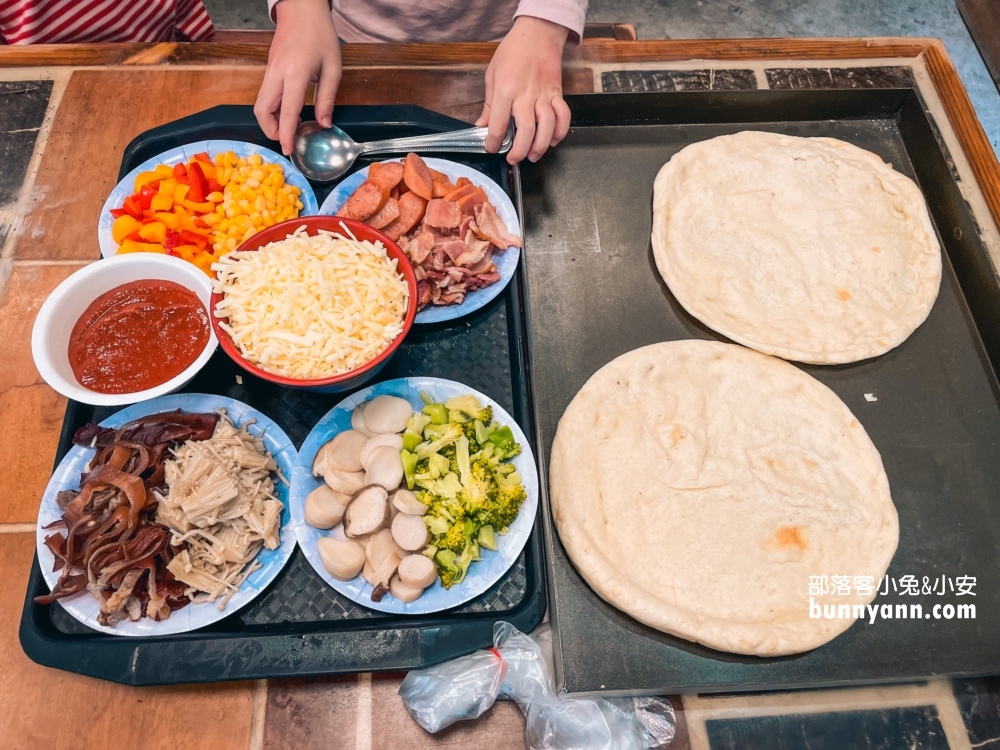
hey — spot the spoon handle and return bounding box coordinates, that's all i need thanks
[361,125,513,156]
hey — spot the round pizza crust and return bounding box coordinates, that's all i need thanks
[549,340,898,656]
[651,131,942,365]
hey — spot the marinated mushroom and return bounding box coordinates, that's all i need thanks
[363,395,414,434]
[314,430,368,474]
[389,575,423,603]
[304,485,350,529]
[323,467,366,495]
[317,537,366,581]
[391,512,429,551]
[343,485,390,537]
[351,402,373,436]
[392,488,427,516]
[368,551,401,602]
[363,445,404,490]
[360,433,404,470]
[398,553,438,589]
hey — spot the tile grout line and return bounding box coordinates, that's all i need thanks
[248,679,268,750]
[0,69,71,265]
[356,672,373,750]
[0,523,35,534]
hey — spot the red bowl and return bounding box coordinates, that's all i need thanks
[210,216,417,393]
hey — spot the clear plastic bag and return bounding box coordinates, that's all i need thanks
[399,622,676,749]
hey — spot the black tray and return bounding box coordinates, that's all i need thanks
[19,105,545,685]
[522,89,1000,695]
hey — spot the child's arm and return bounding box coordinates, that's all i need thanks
[255,0,341,155]
[478,1,587,164]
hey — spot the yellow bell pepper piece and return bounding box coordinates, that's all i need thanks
[133,171,159,191]
[154,164,174,179]
[173,183,189,203]
[138,222,167,245]
[182,200,215,213]
[111,215,142,244]
[154,212,180,229]
[174,244,199,262]
[150,194,173,212]
[117,239,166,255]
[157,178,176,196]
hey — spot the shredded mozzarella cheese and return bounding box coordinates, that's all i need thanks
[212,226,409,380]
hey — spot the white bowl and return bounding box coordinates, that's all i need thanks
[31,254,218,406]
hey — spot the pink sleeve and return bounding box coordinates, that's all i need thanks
[514,0,588,43]
[266,0,333,24]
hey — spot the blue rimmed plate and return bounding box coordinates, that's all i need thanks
[290,377,538,614]
[98,139,318,260]
[318,158,521,325]
[35,393,298,636]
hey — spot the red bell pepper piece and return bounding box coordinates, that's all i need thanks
[193,152,212,165]
[139,184,157,210]
[181,229,208,250]
[142,209,155,219]
[206,178,222,195]
[191,216,209,229]
[124,231,143,242]
[122,196,142,219]
[173,162,188,179]
[165,229,181,253]
[109,208,128,219]
[187,162,207,203]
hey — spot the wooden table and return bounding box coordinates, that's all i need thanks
[1,38,999,750]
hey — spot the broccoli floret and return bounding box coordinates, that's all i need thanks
[477,405,493,424]
[477,483,527,533]
[437,522,468,552]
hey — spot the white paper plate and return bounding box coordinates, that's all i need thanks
[290,377,538,614]
[318,158,521,324]
[98,139,318,260]
[36,393,298,636]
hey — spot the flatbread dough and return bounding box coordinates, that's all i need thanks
[549,340,898,656]
[651,131,942,364]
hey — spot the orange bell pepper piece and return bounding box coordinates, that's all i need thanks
[173,244,199,262]
[138,222,167,244]
[111,215,142,244]
[182,200,215,213]
[117,239,166,255]
[154,211,180,229]
[150,194,173,212]
[133,171,159,192]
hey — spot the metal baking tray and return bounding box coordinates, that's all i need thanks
[523,89,1000,695]
[19,105,545,686]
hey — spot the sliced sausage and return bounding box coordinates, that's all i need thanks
[369,160,404,191]
[337,180,389,221]
[403,153,434,200]
[382,191,427,241]
[367,197,400,229]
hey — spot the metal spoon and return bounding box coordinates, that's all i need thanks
[291,121,514,182]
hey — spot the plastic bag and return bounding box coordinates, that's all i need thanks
[399,622,676,749]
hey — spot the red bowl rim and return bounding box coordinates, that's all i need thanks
[209,216,418,387]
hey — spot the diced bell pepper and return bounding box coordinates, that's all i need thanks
[111,215,142,244]
[138,222,167,244]
[150,194,173,212]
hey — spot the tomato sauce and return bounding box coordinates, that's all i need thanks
[68,280,209,394]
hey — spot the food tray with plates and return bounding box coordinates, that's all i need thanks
[523,89,1000,695]
[19,104,545,685]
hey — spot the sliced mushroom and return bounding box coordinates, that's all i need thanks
[314,430,368,475]
[366,550,401,602]
[392,488,427,516]
[304,485,350,529]
[362,559,379,587]
[343,485,389,537]
[351,402,373,436]
[365,527,408,567]
[363,395,414,434]
[317,537,366,581]
[363,445,404,490]
[389,575,423,603]
[361,433,404,470]
[398,553,438,590]
[323,467,366,495]
[391,512,430,552]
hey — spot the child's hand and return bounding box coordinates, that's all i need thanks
[254,0,341,155]
[476,16,571,164]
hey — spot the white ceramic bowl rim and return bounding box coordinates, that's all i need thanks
[31,254,218,407]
